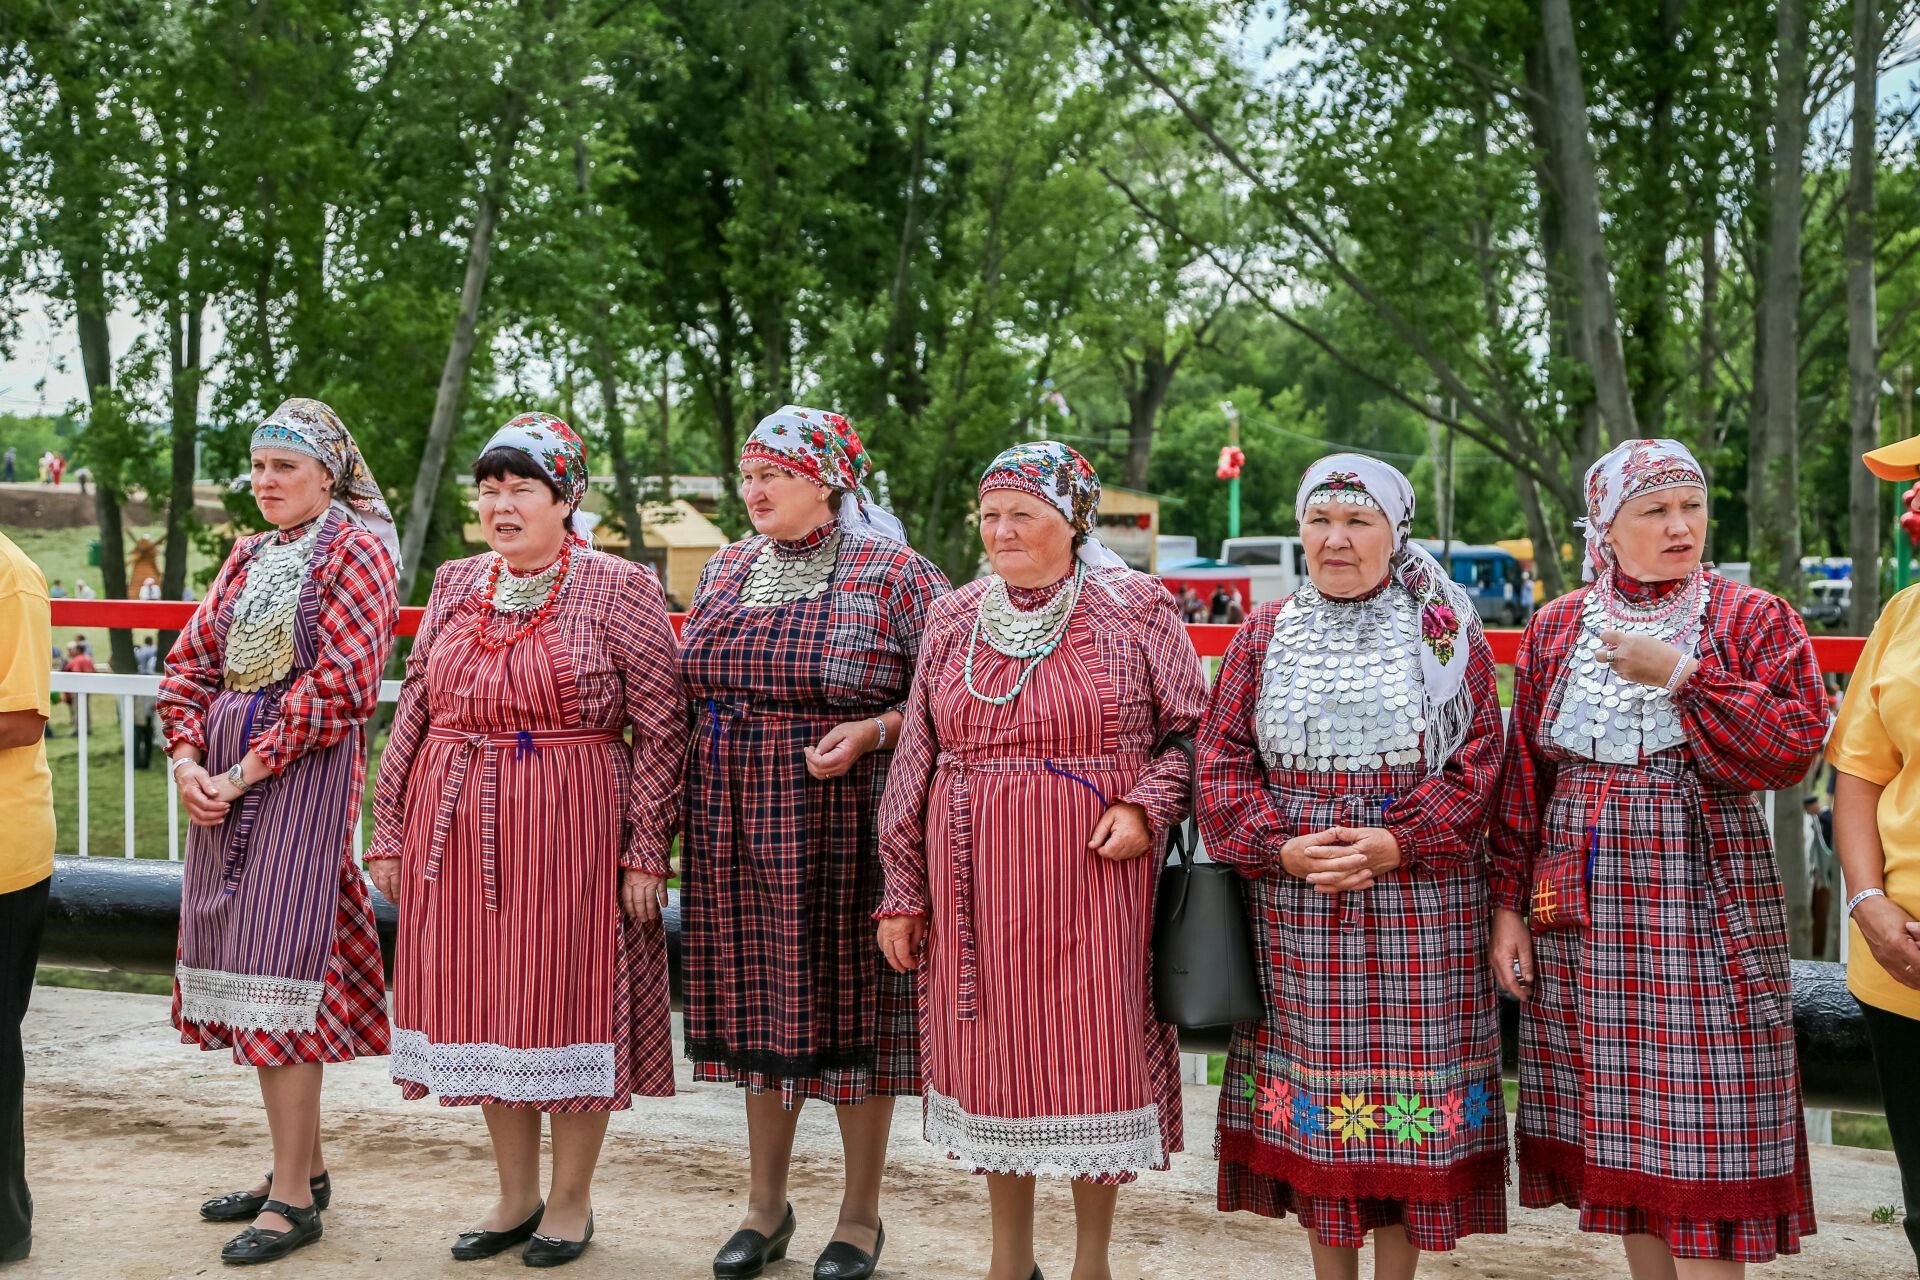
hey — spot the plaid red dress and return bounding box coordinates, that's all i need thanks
[679,523,949,1106]
[370,548,687,1110]
[877,570,1207,1182]
[158,512,397,1066]
[1491,571,1828,1262]
[1198,596,1509,1249]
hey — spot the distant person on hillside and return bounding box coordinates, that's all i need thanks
[59,640,94,729]
[2,448,14,482]
[71,634,90,656]
[47,455,64,486]
[35,453,50,485]
[127,536,161,592]
[138,576,161,601]
[74,466,89,496]
[45,580,64,600]
[0,527,54,1266]
[132,635,159,769]
[74,580,94,601]
[1177,583,1204,624]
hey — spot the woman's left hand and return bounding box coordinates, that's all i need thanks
[620,870,669,924]
[206,771,247,806]
[1088,802,1153,861]
[1316,826,1401,891]
[1595,629,1694,689]
[805,720,881,780]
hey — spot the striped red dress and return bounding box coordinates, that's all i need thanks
[1197,593,1508,1250]
[877,568,1207,1182]
[369,547,688,1110]
[1492,571,1827,1261]
[679,522,950,1106]
[158,510,397,1067]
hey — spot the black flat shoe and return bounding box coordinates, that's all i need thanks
[451,1201,544,1261]
[813,1220,884,1280]
[220,1200,322,1265]
[713,1204,796,1279]
[522,1214,592,1268]
[201,1171,331,1222]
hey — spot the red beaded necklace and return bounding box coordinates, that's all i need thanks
[472,540,573,652]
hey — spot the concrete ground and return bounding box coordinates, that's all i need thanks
[11,986,1914,1279]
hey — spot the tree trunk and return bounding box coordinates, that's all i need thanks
[1516,469,1565,600]
[1538,0,1641,445]
[394,107,522,606]
[159,292,202,654]
[67,254,137,675]
[1123,335,1172,490]
[593,328,647,563]
[1846,0,1881,635]
[1759,0,1813,957]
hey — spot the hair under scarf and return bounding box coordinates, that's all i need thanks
[977,440,1129,570]
[249,397,402,572]
[1295,453,1480,772]
[741,405,909,544]
[1575,438,1708,582]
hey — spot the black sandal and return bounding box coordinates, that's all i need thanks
[220,1199,323,1265]
[201,1171,332,1222]
[451,1201,545,1261]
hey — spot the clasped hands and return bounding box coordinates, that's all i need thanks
[1278,825,1401,894]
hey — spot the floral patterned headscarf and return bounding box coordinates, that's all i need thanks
[1295,453,1480,771]
[1576,438,1707,582]
[740,404,908,543]
[479,413,590,512]
[977,440,1128,570]
[249,397,401,571]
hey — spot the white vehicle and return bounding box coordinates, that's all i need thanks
[1219,536,1307,605]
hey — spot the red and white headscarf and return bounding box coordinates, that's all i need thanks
[741,405,907,543]
[977,440,1129,570]
[1576,438,1707,581]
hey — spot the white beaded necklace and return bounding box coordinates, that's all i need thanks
[963,564,1085,705]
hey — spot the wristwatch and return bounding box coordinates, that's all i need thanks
[226,762,252,794]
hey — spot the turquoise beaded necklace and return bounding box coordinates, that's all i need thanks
[962,563,1085,706]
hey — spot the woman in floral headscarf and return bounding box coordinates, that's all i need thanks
[1491,438,1827,1274]
[159,397,400,1264]
[367,413,688,1268]
[680,406,949,1280]
[876,441,1206,1280]
[1197,454,1507,1278]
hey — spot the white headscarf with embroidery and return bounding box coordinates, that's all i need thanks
[1574,438,1708,582]
[1295,453,1481,772]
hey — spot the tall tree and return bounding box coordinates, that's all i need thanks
[1846,0,1882,633]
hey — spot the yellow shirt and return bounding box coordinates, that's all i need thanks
[0,531,54,894]
[1827,583,1920,1019]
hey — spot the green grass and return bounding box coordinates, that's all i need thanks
[4,524,217,658]
[34,965,172,995]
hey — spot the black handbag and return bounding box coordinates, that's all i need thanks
[1150,734,1265,1047]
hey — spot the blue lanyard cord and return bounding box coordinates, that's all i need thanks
[1043,759,1109,809]
[514,730,540,762]
[706,697,732,770]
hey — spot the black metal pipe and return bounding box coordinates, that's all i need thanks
[39,857,1885,1114]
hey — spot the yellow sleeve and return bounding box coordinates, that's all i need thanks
[1827,588,1914,786]
[0,586,52,718]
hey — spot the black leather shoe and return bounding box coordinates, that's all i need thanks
[220,1199,322,1265]
[713,1204,796,1279]
[522,1213,592,1268]
[1031,1269,1043,1280]
[0,1234,29,1263]
[813,1220,884,1280]
[451,1201,544,1261]
[201,1171,331,1222]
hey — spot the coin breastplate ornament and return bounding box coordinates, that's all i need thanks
[489,552,565,614]
[223,522,323,692]
[740,529,842,606]
[1549,569,1708,766]
[1254,583,1426,772]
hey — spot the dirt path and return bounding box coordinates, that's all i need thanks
[13,987,1913,1278]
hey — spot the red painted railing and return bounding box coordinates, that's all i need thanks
[51,599,1870,672]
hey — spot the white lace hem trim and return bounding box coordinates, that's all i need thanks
[389,1028,617,1101]
[922,1087,1166,1180]
[175,964,325,1033]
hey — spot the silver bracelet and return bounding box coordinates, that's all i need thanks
[872,717,889,750]
[167,754,193,777]
[1846,887,1887,917]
